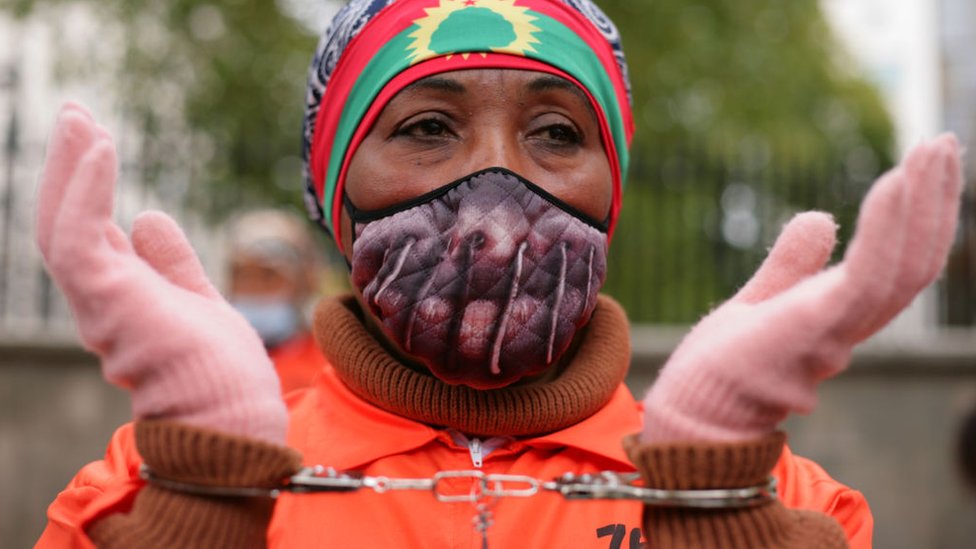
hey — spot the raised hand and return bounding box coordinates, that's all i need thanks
[36,104,288,445]
[642,135,964,443]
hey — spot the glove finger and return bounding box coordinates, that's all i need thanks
[732,211,837,305]
[105,223,134,255]
[920,134,964,284]
[47,138,119,277]
[843,138,960,340]
[831,163,909,337]
[131,210,222,299]
[863,136,959,330]
[36,104,97,258]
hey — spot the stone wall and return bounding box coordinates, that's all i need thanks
[0,342,129,547]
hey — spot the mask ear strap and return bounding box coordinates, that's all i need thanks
[341,192,358,271]
[343,192,367,224]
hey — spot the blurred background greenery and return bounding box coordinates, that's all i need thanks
[600,0,895,321]
[4,0,323,211]
[2,0,896,322]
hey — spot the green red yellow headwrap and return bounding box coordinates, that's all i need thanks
[302,0,634,250]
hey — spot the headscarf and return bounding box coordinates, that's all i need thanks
[301,0,634,251]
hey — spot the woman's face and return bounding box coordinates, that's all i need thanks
[339,68,612,257]
[339,68,613,385]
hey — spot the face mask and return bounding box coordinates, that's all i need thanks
[347,168,608,389]
[232,298,301,348]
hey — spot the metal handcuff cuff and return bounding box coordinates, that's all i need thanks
[139,464,778,509]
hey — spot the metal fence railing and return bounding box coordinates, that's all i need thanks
[603,144,976,326]
[0,73,228,341]
[2,7,974,336]
[4,132,975,337]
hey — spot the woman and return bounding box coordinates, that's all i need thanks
[35,0,961,547]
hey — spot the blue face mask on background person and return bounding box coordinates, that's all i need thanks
[232,298,302,348]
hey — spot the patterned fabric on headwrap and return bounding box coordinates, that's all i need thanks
[301,0,634,250]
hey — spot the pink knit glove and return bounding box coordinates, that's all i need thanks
[642,134,964,443]
[36,103,287,445]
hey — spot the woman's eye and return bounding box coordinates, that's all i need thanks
[543,124,581,144]
[532,123,582,147]
[396,118,450,138]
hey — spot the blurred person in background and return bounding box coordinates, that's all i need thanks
[227,209,329,394]
[32,1,962,547]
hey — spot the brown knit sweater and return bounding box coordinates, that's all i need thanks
[87,295,848,548]
[316,294,630,437]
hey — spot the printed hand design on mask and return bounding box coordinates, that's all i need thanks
[36,104,288,444]
[350,169,608,389]
[641,135,964,444]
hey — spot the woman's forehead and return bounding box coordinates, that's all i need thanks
[400,70,583,97]
[391,69,597,119]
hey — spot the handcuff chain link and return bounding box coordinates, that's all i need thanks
[140,465,777,508]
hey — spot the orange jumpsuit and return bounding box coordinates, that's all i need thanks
[38,365,873,548]
[269,331,329,395]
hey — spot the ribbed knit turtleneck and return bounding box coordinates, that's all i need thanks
[312,294,631,437]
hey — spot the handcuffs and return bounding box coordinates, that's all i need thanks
[140,464,778,509]
[141,465,777,548]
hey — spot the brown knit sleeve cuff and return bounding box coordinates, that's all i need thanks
[622,433,849,549]
[134,419,303,487]
[87,420,303,549]
[623,431,786,490]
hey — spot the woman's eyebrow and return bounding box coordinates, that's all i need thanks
[527,75,587,101]
[526,75,597,118]
[401,76,466,95]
